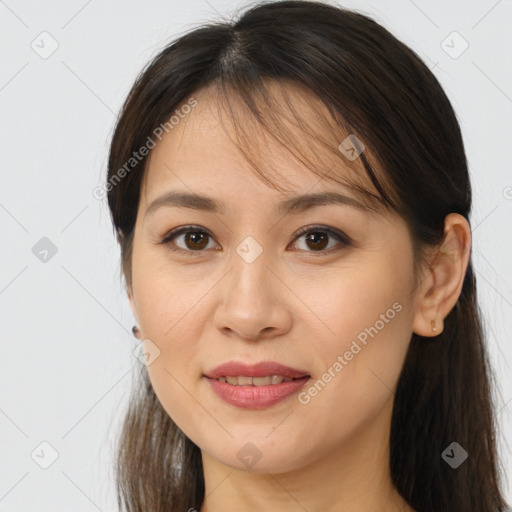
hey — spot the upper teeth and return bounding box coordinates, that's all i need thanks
[217,375,296,386]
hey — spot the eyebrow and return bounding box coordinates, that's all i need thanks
[144,190,379,219]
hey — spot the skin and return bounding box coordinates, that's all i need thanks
[127,83,471,512]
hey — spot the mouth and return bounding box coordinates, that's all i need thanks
[202,361,311,409]
[203,360,311,381]
[209,375,309,386]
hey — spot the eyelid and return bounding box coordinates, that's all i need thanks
[289,225,352,255]
[291,224,352,245]
[159,224,218,254]
[159,224,352,255]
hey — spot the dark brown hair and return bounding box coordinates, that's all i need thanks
[106,1,509,511]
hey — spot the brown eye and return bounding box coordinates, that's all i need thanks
[160,226,217,254]
[182,231,209,250]
[291,226,351,255]
[303,231,329,251]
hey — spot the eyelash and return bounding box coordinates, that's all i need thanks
[158,224,352,256]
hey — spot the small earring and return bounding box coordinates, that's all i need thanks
[132,325,139,337]
[431,319,437,332]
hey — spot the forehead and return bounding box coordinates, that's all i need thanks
[140,80,383,212]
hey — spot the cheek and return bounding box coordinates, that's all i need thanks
[133,266,208,434]
[131,256,208,383]
[133,246,205,336]
[298,261,413,411]
[299,259,411,349]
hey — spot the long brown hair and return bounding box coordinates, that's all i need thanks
[105,1,509,510]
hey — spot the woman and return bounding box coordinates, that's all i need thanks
[105,1,509,510]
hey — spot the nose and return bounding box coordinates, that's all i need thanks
[213,252,293,341]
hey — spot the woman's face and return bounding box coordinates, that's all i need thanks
[128,84,422,474]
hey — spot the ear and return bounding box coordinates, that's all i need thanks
[127,285,142,340]
[412,213,471,337]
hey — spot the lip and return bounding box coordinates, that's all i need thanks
[203,360,310,379]
[202,360,311,410]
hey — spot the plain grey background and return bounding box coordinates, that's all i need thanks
[1,0,511,510]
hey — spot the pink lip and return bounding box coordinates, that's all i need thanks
[204,360,310,379]
[203,360,311,410]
